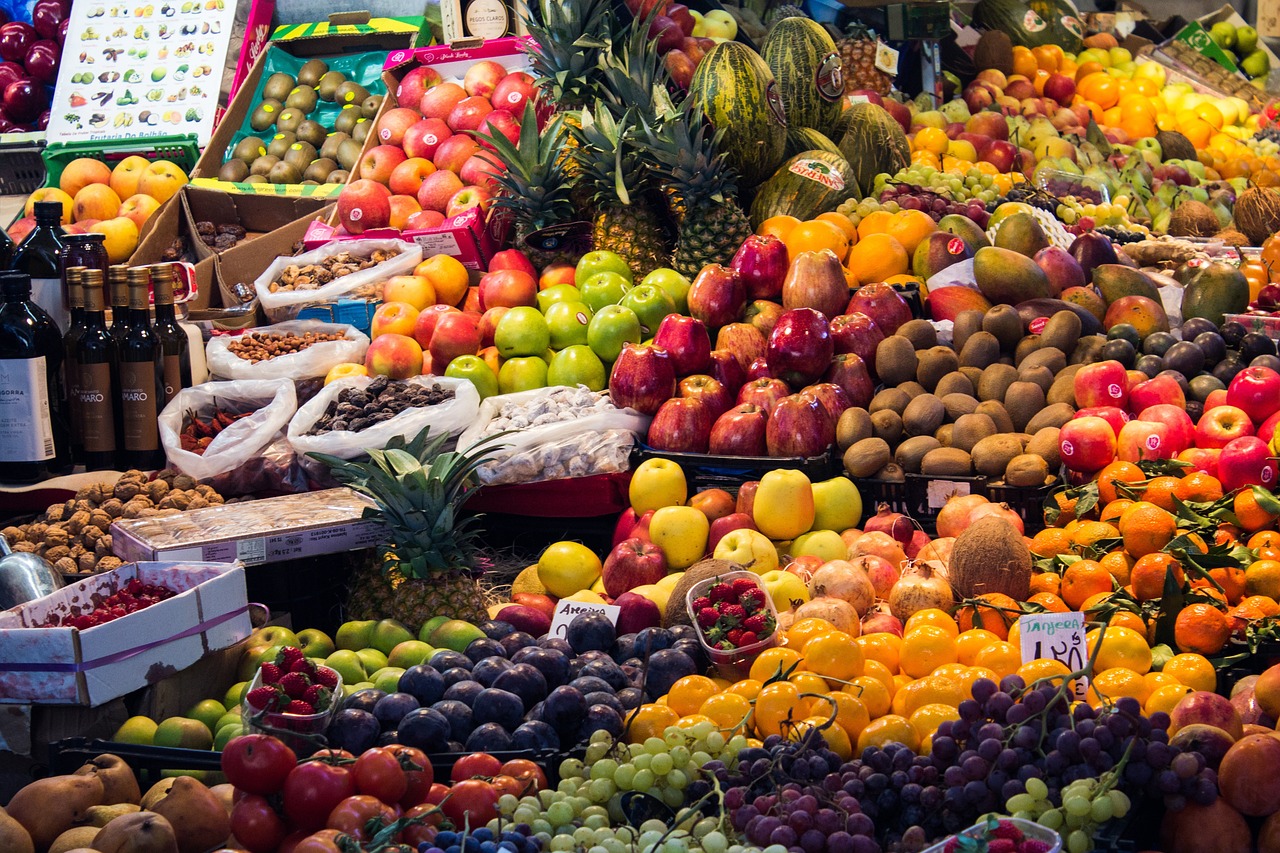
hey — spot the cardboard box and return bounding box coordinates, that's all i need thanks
[128,192,216,313]
[440,0,528,44]
[0,562,251,707]
[110,487,383,566]
[1195,5,1280,71]
[183,183,331,263]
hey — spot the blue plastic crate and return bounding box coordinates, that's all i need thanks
[296,299,380,335]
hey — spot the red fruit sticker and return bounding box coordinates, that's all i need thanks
[349,208,363,222]
[1023,10,1047,31]
[947,237,966,256]
[1061,439,1075,457]
[1145,435,1161,450]
[1029,317,1049,334]
[815,52,844,102]
[1108,383,1124,399]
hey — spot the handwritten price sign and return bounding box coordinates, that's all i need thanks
[1017,611,1089,700]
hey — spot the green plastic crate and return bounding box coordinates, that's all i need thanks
[41,134,200,190]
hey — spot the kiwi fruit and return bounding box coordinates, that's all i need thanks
[952,310,984,352]
[249,99,283,132]
[317,70,347,101]
[921,447,973,476]
[285,84,318,113]
[871,409,903,444]
[837,408,873,450]
[261,72,296,103]
[916,346,958,392]
[934,371,974,398]
[1004,454,1050,487]
[935,424,953,446]
[320,131,350,161]
[334,81,370,107]
[352,119,372,144]
[303,158,337,182]
[1040,310,1082,354]
[326,170,350,184]
[975,400,1014,434]
[1070,335,1107,365]
[1047,371,1079,407]
[1025,403,1074,435]
[295,120,327,148]
[218,159,249,181]
[902,394,945,437]
[958,366,984,388]
[297,58,329,88]
[336,138,363,170]
[898,381,926,399]
[361,95,384,118]
[244,174,268,184]
[982,304,1023,351]
[276,108,305,134]
[976,363,1018,402]
[1017,364,1054,393]
[895,436,941,473]
[951,413,997,453]
[1019,347,1066,376]
[1003,380,1046,432]
[875,336,917,386]
[896,319,937,350]
[1011,335,1039,365]
[875,463,906,483]
[1026,427,1061,470]
[267,160,302,184]
[249,154,280,177]
[844,437,892,478]
[266,131,297,158]
[972,434,1023,478]
[941,393,979,420]
[282,141,318,172]
[959,331,1000,369]
[869,387,910,415]
[231,136,266,164]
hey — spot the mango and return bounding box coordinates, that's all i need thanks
[974,246,1051,305]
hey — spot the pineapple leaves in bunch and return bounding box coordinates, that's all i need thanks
[523,0,613,110]
[597,4,678,121]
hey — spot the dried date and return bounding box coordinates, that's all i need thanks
[307,377,455,435]
[268,249,398,294]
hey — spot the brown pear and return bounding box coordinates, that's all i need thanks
[0,807,35,853]
[139,779,176,810]
[7,774,104,850]
[90,811,178,853]
[81,804,140,828]
[147,777,231,853]
[76,755,141,805]
[50,825,99,853]
[781,248,849,319]
[207,784,236,816]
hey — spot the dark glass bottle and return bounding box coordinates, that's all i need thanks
[108,264,131,348]
[0,270,73,481]
[150,263,190,407]
[63,266,88,463]
[118,266,163,470]
[10,201,67,333]
[61,233,108,292]
[76,269,117,471]
[0,226,14,269]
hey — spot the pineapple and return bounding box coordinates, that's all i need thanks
[312,428,502,630]
[643,104,753,278]
[524,0,612,111]
[573,106,672,278]
[838,22,893,96]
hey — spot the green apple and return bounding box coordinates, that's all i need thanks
[214,710,242,732]
[445,354,500,400]
[237,644,285,682]
[619,284,676,338]
[1242,49,1270,79]
[575,250,633,287]
[498,356,548,393]
[544,300,593,350]
[355,647,389,674]
[372,666,407,694]
[578,271,631,313]
[187,699,227,733]
[214,723,246,750]
[335,619,377,651]
[1210,20,1236,49]
[547,345,607,391]
[222,683,249,711]
[1133,137,1161,160]
[429,618,487,652]
[325,649,368,686]
[388,639,435,668]
[347,681,375,695]
[536,283,582,313]
[370,619,414,655]
[113,715,159,745]
[1237,25,1259,55]
[494,306,551,357]
[297,628,336,659]
[640,268,691,314]
[154,716,214,750]
[789,529,848,562]
[419,615,450,642]
[587,304,642,363]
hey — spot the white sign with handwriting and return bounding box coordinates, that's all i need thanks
[549,600,620,638]
[1017,611,1089,700]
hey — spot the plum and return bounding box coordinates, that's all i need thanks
[440,666,473,687]
[397,707,451,752]
[344,687,386,713]
[511,646,570,687]
[617,687,644,710]
[492,662,548,709]
[538,636,572,654]
[644,648,697,701]
[327,708,380,753]
[442,679,485,707]
[542,685,587,733]
[569,675,614,696]
[466,722,514,752]
[431,698,475,742]
[499,631,537,656]
[612,633,638,663]
[512,720,559,751]
[635,627,675,656]
[566,612,616,654]
[465,637,507,662]
[474,687,524,731]
[372,692,420,730]
[429,649,472,671]
[576,704,624,743]
[479,619,515,640]
[398,664,445,706]
[584,691,625,716]
[471,655,513,687]
[581,659,629,691]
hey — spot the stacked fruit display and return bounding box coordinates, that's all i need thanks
[0,0,69,130]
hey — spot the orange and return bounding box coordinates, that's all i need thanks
[973,641,1021,678]
[1240,594,1280,617]
[791,715,853,759]
[414,253,470,307]
[749,647,803,683]
[1140,476,1181,511]
[1144,671,1180,693]
[1012,47,1038,78]
[668,674,720,716]
[698,692,753,732]
[726,679,763,700]
[1071,520,1120,552]
[909,703,960,745]
[1100,550,1136,586]
[1163,653,1217,693]
[802,631,865,682]
[627,703,679,742]
[786,616,840,649]
[1029,592,1070,613]
[1017,657,1072,685]
[757,214,800,241]
[929,663,970,684]
[899,626,959,678]
[1075,61,1105,82]
[1146,683,1194,716]
[956,593,1020,639]
[1086,625,1152,674]
[1174,472,1223,503]
[1077,73,1119,108]
[1100,499,1134,524]
[784,219,850,263]
[789,671,831,695]
[1029,571,1062,596]
[1087,667,1150,706]
[846,233,909,284]
[913,126,950,155]
[1035,43,1064,70]
[754,682,810,737]
[1174,603,1231,655]
[1096,461,1143,504]
[1120,502,1177,557]
[847,675,891,718]
[856,633,902,674]
[885,209,937,255]
[1246,559,1280,600]
[856,210,894,238]
[1236,489,1280,532]
[1250,530,1280,550]
[812,691,870,741]
[857,714,919,752]
[892,675,964,717]
[904,608,959,637]
[1130,553,1184,601]
[956,629,1001,666]
[816,212,858,243]
[1031,528,1072,558]
[1208,566,1246,605]
[1061,559,1115,610]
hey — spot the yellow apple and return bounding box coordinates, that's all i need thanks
[689,9,705,36]
[590,575,606,594]
[649,506,709,570]
[110,155,152,199]
[324,362,368,384]
[630,583,670,613]
[759,569,810,611]
[629,458,688,514]
[565,589,606,604]
[712,528,779,573]
[702,9,737,39]
[137,160,188,204]
[655,572,684,593]
[788,530,848,562]
[537,540,602,598]
[811,477,863,532]
[753,469,815,541]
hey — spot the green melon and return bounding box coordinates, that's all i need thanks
[750,150,860,226]
[835,102,910,200]
[689,42,788,190]
[762,17,844,137]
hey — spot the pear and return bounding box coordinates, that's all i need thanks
[139,779,176,810]
[76,755,141,805]
[49,825,99,853]
[147,777,231,853]
[207,784,236,816]
[90,811,178,853]
[81,804,140,828]
[0,807,35,853]
[6,774,104,850]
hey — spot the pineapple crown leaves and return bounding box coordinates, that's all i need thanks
[523,0,613,108]
[473,101,576,229]
[597,5,674,120]
[308,428,510,579]
[573,105,654,208]
[643,98,741,210]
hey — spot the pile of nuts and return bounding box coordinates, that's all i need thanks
[267,249,398,293]
[227,330,348,363]
[197,221,248,252]
[307,376,455,434]
[1,470,226,576]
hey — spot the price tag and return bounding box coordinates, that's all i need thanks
[875,42,900,76]
[549,600,620,638]
[1017,611,1089,700]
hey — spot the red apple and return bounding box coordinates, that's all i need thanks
[714,322,767,374]
[375,107,422,147]
[648,397,713,452]
[737,377,789,412]
[1116,419,1172,463]
[463,60,507,98]
[745,299,785,338]
[479,268,537,310]
[966,110,1009,140]
[1059,416,1117,473]
[602,537,668,597]
[609,343,677,415]
[666,2,695,34]
[412,304,461,349]
[403,118,452,160]
[445,185,492,217]
[1227,366,1280,425]
[1218,436,1280,492]
[652,314,712,376]
[1259,411,1280,446]
[419,82,467,120]
[981,139,1018,172]
[1074,360,1130,410]
[1074,405,1130,439]
[707,350,746,397]
[489,249,536,278]
[1205,388,1229,411]
[678,374,731,421]
[829,312,884,372]
[845,283,911,336]
[447,96,493,132]
[477,306,508,348]
[664,49,696,91]
[709,403,768,456]
[337,179,392,234]
[397,66,443,113]
[708,511,758,552]
[730,234,789,301]
[405,209,446,231]
[433,134,480,174]
[359,144,407,185]
[1194,405,1255,449]
[767,307,833,388]
[881,97,910,131]
[539,263,575,290]
[491,71,536,115]
[476,108,520,149]
[389,157,436,196]
[822,353,874,408]
[1178,446,1221,478]
[746,357,772,381]
[1128,374,1185,413]
[767,393,834,458]
[1138,404,1195,454]
[802,382,852,425]
[687,263,746,330]
[1043,73,1076,104]
[416,169,464,213]
[428,310,482,369]
[460,150,503,189]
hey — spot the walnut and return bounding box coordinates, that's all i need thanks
[89,509,113,530]
[138,508,161,518]
[195,484,217,499]
[45,545,71,562]
[208,493,225,505]
[44,504,66,522]
[185,496,209,510]
[155,508,181,517]
[98,534,111,552]
[2,526,24,543]
[97,556,123,571]
[157,468,179,484]
[78,553,97,572]
[70,544,86,557]
[81,526,103,546]
[173,474,197,491]
[100,498,124,518]
[55,557,77,574]
[121,502,147,519]
[159,492,192,510]
[146,479,170,501]
[13,541,36,552]
[113,480,142,501]
[63,499,76,516]
[43,526,70,547]
[94,538,112,558]
[26,522,47,540]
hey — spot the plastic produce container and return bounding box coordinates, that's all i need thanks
[242,665,342,755]
[686,569,778,681]
[922,817,1062,853]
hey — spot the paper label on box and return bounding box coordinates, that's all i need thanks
[414,232,462,256]
[156,547,206,562]
[927,479,967,508]
[236,538,267,565]
[1017,611,1088,700]
[549,600,620,638]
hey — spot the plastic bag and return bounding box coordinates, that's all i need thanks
[457,386,651,485]
[288,375,481,461]
[203,434,311,496]
[206,320,370,382]
[159,379,298,481]
[254,239,422,323]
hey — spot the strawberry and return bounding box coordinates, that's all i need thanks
[279,672,311,699]
[942,839,959,853]
[691,596,712,611]
[743,613,769,634]
[1018,842,1052,853]
[284,699,315,715]
[738,588,765,610]
[986,840,1015,853]
[246,686,280,711]
[288,658,317,677]
[732,578,758,596]
[313,666,339,689]
[727,628,745,646]
[709,582,735,603]
[992,821,1023,842]
[697,607,721,629]
[303,684,331,710]
[720,603,747,622]
[276,646,305,668]
[259,662,283,685]
[738,631,759,646]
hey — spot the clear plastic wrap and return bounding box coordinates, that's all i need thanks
[205,320,370,382]
[253,238,422,322]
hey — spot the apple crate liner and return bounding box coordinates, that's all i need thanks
[686,569,779,682]
[630,444,841,491]
[0,561,252,706]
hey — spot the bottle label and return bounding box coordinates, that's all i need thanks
[31,278,69,333]
[120,361,160,451]
[0,357,56,462]
[79,362,116,453]
[162,354,183,405]
[65,352,81,442]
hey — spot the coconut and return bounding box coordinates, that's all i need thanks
[1233,187,1280,246]
[1215,228,1250,247]
[946,516,1031,600]
[1155,130,1196,162]
[662,559,743,628]
[1169,200,1221,238]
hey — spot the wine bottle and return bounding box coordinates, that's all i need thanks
[150,263,190,406]
[63,266,88,463]
[0,225,15,269]
[10,201,67,332]
[76,269,117,471]
[108,263,130,348]
[118,266,164,470]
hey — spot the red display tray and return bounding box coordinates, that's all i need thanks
[464,472,631,517]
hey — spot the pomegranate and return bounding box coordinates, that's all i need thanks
[853,554,899,599]
[848,531,907,569]
[861,603,904,637]
[887,561,954,621]
[794,596,860,636]
[967,501,1025,534]
[863,503,913,545]
[808,559,875,615]
[935,493,990,538]
[903,529,932,559]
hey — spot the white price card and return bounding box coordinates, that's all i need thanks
[1017,611,1089,700]
[549,599,619,638]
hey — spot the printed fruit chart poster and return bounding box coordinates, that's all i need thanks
[46,0,239,145]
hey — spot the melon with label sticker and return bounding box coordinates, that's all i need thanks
[749,150,859,227]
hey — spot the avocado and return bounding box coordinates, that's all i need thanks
[248,99,282,132]
[297,58,329,88]
[261,72,296,103]
[231,136,266,164]
[285,84,317,113]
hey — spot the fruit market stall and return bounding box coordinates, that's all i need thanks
[8,0,1280,850]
